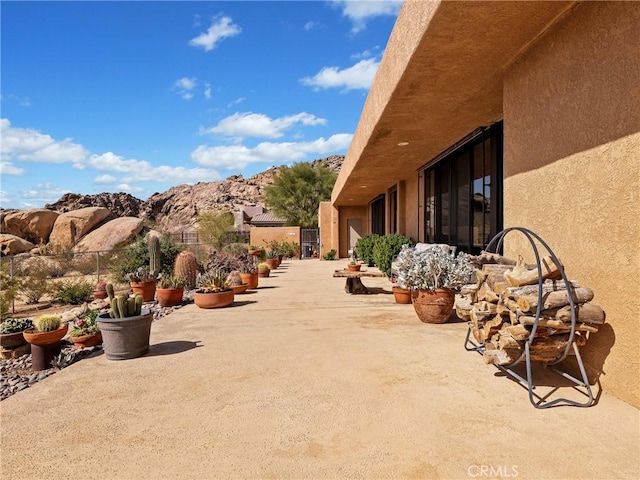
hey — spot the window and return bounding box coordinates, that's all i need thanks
[370,195,386,235]
[422,122,502,253]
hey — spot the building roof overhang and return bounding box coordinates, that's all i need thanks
[332,0,575,207]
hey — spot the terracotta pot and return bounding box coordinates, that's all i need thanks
[71,332,103,348]
[94,281,108,300]
[98,310,153,360]
[239,272,258,289]
[258,269,270,278]
[230,284,249,295]
[411,289,455,323]
[194,290,234,309]
[392,286,412,304]
[347,264,361,272]
[248,249,263,256]
[155,287,184,307]
[0,331,27,348]
[23,324,68,346]
[265,258,279,270]
[130,281,157,302]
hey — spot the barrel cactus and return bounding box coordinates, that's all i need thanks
[34,314,61,332]
[226,270,243,287]
[174,251,199,290]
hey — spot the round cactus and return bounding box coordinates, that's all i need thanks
[226,270,243,287]
[34,314,61,332]
[174,251,199,290]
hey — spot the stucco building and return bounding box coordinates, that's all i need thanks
[320,1,639,407]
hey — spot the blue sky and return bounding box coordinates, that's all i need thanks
[0,0,401,209]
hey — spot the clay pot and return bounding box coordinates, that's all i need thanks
[23,324,68,371]
[0,331,27,348]
[392,286,412,304]
[71,332,103,348]
[94,281,108,300]
[239,272,258,289]
[248,249,263,256]
[258,269,270,278]
[194,290,234,309]
[265,258,279,270]
[155,287,184,307]
[23,324,68,346]
[347,264,361,272]
[230,284,249,295]
[130,281,157,302]
[98,310,153,360]
[411,289,455,323]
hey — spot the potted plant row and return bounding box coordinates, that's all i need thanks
[194,269,234,309]
[156,274,186,307]
[395,245,474,323]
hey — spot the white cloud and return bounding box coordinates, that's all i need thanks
[227,97,246,108]
[332,0,402,33]
[94,174,117,184]
[174,77,197,100]
[20,183,71,203]
[304,21,319,31]
[0,118,88,165]
[301,58,379,91]
[1,94,31,107]
[0,161,25,176]
[86,152,220,184]
[203,112,327,139]
[204,83,212,100]
[191,133,353,170]
[189,16,241,52]
[115,183,145,193]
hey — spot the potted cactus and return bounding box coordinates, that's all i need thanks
[173,250,199,290]
[125,267,159,302]
[257,263,270,278]
[265,250,279,270]
[0,318,33,348]
[155,274,186,307]
[226,270,249,295]
[238,254,259,290]
[70,309,102,348]
[194,270,234,309]
[97,283,153,360]
[23,314,68,370]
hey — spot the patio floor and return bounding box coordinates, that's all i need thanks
[1,259,639,479]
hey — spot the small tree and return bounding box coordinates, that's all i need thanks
[263,162,337,228]
[197,210,235,249]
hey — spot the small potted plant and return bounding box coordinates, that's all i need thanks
[265,250,279,270]
[194,269,234,309]
[248,245,264,256]
[238,254,258,290]
[125,267,159,302]
[395,245,474,323]
[347,260,361,272]
[23,314,68,370]
[93,280,108,300]
[257,262,270,278]
[226,270,249,295]
[70,309,102,348]
[155,274,186,307]
[98,284,153,360]
[0,318,33,348]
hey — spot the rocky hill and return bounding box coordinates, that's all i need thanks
[44,155,344,233]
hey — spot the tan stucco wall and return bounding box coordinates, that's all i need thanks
[403,175,420,241]
[338,206,368,258]
[503,2,640,407]
[250,226,301,254]
[318,202,338,258]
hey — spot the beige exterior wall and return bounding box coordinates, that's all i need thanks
[338,206,368,258]
[403,175,420,241]
[249,226,301,254]
[503,2,640,407]
[318,202,338,259]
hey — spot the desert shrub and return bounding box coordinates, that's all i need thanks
[52,279,94,305]
[222,242,249,257]
[0,268,20,318]
[19,275,50,304]
[372,234,414,277]
[109,235,182,282]
[355,234,379,267]
[323,249,337,261]
[204,251,243,274]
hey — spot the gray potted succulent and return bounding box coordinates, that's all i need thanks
[97,283,153,360]
[395,245,474,323]
[0,318,33,348]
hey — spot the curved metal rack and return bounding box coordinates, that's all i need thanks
[464,227,594,408]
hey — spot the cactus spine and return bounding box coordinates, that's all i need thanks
[34,314,61,332]
[174,251,199,290]
[149,235,161,277]
[109,294,144,318]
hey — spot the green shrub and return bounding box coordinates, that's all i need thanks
[372,234,414,277]
[109,235,182,282]
[52,279,94,305]
[355,234,379,267]
[323,249,337,261]
[19,275,50,305]
[0,268,20,318]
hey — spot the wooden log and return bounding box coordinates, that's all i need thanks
[504,255,563,287]
[503,324,530,341]
[518,315,598,333]
[554,303,605,325]
[470,251,517,266]
[498,333,522,351]
[455,296,472,321]
[471,326,485,344]
[518,287,594,312]
[483,349,514,365]
[505,279,580,299]
[345,277,368,294]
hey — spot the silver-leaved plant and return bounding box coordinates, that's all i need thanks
[396,245,474,291]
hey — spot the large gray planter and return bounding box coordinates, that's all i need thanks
[97,309,153,360]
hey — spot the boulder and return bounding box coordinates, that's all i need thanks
[73,217,144,252]
[49,207,113,250]
[1,209,59,245]
[0,234,35,256]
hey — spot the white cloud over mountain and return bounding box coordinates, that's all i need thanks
[203,112,327,139]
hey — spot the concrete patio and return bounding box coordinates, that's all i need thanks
[1,259,638,479]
